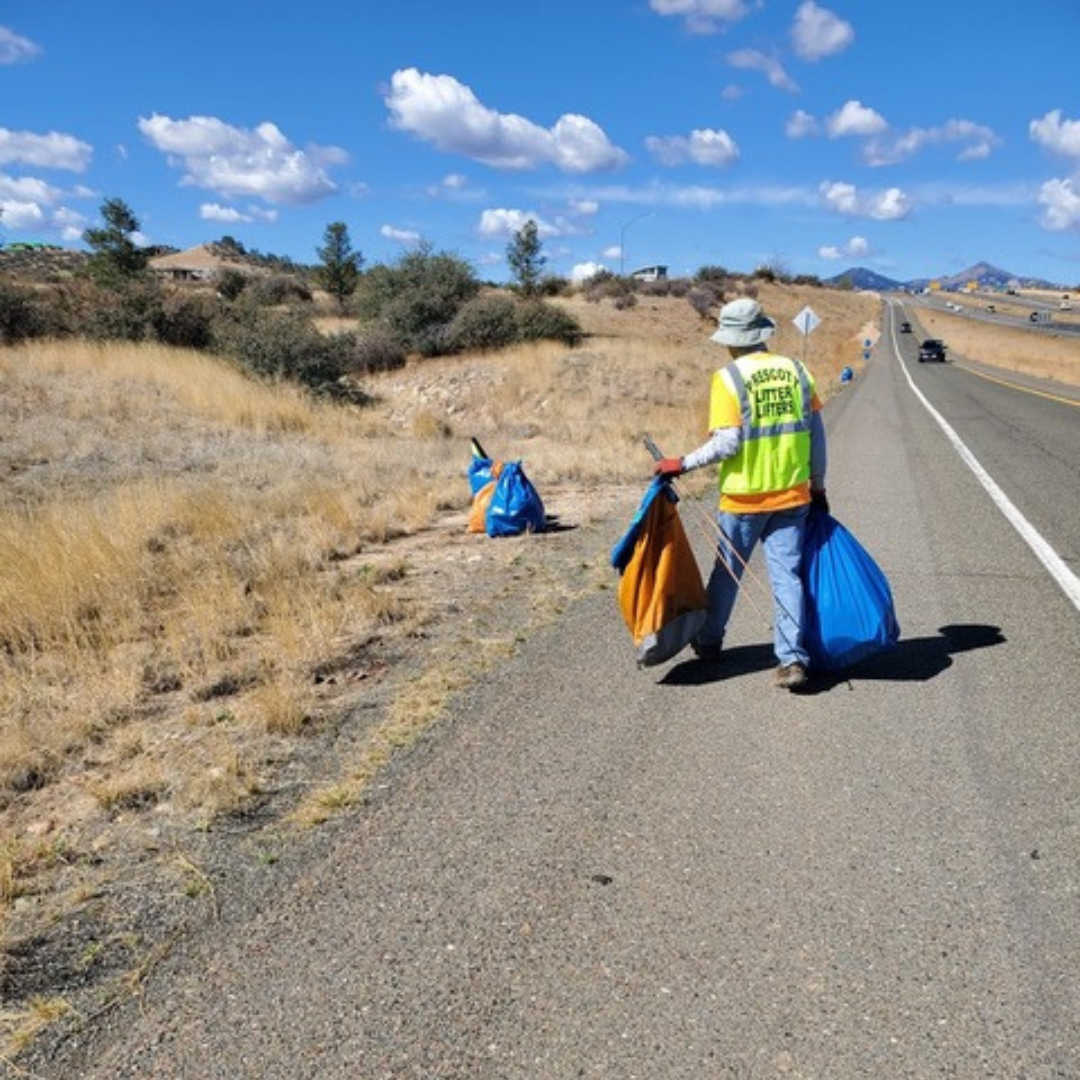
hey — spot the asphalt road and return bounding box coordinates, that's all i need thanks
[31,326,1080,1079]
[906,291,1080,337]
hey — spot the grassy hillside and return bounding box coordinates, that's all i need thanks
[2,282,884,1052]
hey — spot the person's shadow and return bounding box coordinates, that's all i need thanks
[660,624,1006,691]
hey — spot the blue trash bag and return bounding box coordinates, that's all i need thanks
[468,454,496,496]
[801,510,900,672]
[486,460,546,537]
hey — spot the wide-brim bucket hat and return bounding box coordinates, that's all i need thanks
[711,297,776,346]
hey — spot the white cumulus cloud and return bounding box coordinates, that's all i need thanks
[826,101,888,139]
[385,68,628,174]
[1030,110,1080,159]
[646,128,739,167]
[478,208,562,240]
[819,235,869,260]
[786,110,819,139]
[791,2,853,61]
[726,49,798,93]
[1037,178,1080,231]
[820,181,911,220]
[864,119,999,166]
[0,170,91,241]
[138,114,344,205]
[0,26,41,64]
[648,0,749,34]
[0,128,93,172]
[381,224,423,244]
[200,203,250,224]
[571,260,608,282]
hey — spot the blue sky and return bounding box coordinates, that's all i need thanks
[2,1,1079,285]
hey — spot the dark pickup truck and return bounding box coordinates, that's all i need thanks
[918,338,947,362]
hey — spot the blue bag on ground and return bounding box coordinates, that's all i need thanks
[468,455,496,496]
[485,460,546,537]
[801,510,900,672]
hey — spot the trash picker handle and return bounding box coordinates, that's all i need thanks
[643,435,664,461]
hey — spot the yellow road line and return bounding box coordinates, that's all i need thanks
[953,362,1080,408]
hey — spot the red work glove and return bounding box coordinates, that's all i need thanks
[654,456,685,479]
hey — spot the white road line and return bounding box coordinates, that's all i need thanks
[888,302,1080,613]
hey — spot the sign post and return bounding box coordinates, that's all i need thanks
[792,305,821,367]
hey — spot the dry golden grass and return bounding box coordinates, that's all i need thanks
[4,284,1074,850]
[904,303,1080,385]
[0,284,880,841]
[21,281,1076,1054]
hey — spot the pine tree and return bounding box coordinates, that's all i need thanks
[507,220,546,297]
[315,222,364,311]
[82,198,149,284]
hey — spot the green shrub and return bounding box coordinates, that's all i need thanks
[339,327,407,374]
[153,290,217,350]
[696,265,730,286]
[216,269,249,300]
[513,300,583,346]
[355,245,480,356]
[84,279,164,342]
[447,294,520,352]
[248,275,312,306]
[687,284,722,320]
[212,304,346,390]
[0,279,46,343]
[538,274,570,297]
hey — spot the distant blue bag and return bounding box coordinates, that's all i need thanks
[485,460,546,537]
[801,510,900,672]
[468,455,496,495]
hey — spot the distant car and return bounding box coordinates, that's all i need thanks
[900,320,912,333]
[918,338,947,362]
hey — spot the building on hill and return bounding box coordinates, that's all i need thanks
[149,244,248,282]
[630,265,668,282]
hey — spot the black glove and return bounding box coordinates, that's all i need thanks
[810,488,830,515]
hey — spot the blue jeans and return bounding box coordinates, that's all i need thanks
[697,504,810,667]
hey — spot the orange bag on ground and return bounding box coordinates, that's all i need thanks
[467,472,499,534]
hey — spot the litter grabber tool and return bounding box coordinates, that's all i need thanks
[642,435,800,658]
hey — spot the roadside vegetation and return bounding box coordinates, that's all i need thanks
[11,194,1074,1061]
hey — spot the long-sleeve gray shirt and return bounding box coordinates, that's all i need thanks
[679,411,827,490]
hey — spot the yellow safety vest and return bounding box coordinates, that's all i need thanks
[711,353,814,499]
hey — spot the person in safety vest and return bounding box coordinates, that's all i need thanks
[653,296,828,691]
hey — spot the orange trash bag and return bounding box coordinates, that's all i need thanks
[611,477,707,666]
[467,468,501,534]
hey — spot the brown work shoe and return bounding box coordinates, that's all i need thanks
[775,662,809,691]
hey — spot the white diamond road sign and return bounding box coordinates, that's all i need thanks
[793,306,820,335]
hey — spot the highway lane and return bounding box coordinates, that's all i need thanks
[884,296,1080,590]
[35,311,1080,1079]
[904,291,1080,337]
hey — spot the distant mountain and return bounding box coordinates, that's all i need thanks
[935,262,1016,290]
[825,266,904,291]
[827,261,1061,293]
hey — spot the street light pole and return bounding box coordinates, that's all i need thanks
[619,211,652,277]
